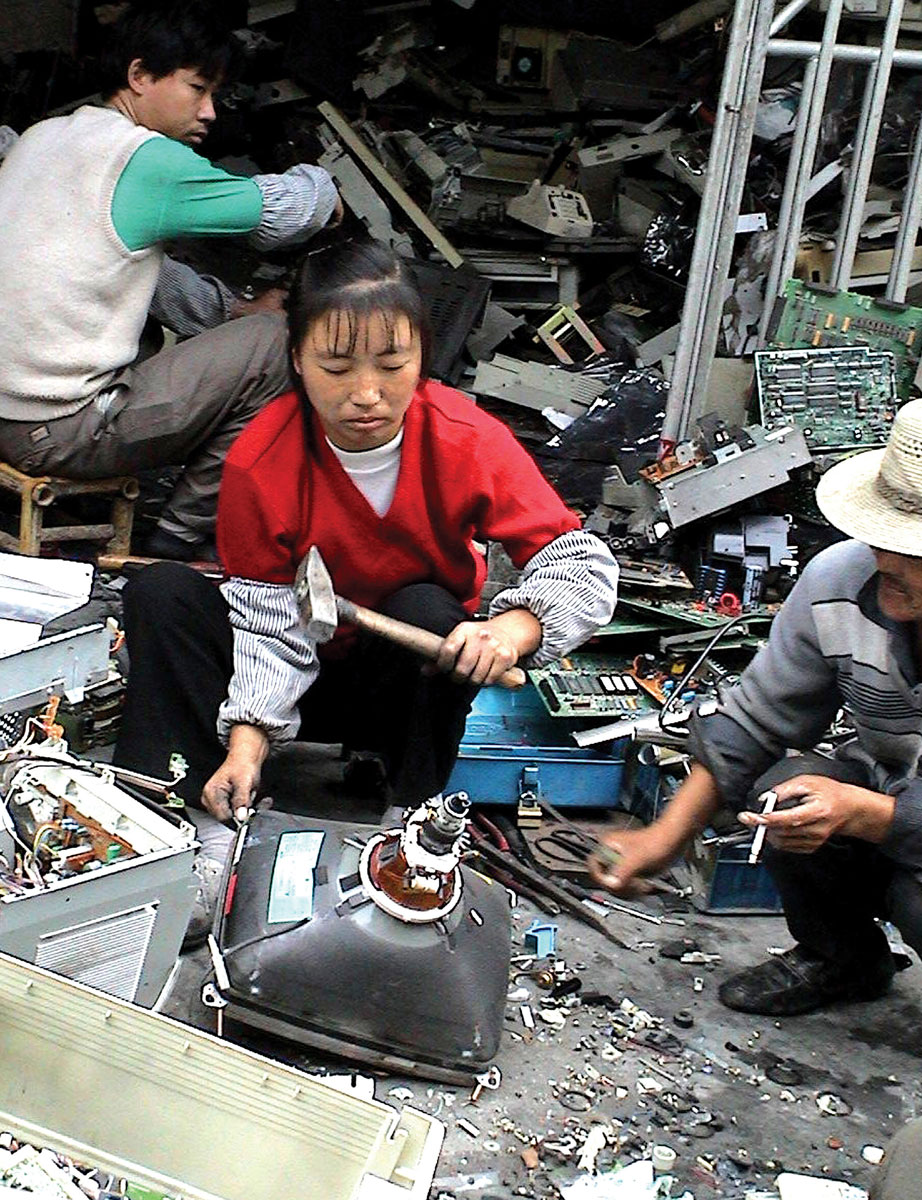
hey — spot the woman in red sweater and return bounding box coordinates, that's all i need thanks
[114,240,619,820]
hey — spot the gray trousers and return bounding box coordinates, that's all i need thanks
[0,313,291,540]
[751,752,922,963]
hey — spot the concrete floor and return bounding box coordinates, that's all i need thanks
[159,746,921,1200]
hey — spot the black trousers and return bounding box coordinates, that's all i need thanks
[748,752,922,965]
[113,562,478,808]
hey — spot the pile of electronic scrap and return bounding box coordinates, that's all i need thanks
[7,7,913,583]
[0,719,198,1007]
[0,1131,142,1200]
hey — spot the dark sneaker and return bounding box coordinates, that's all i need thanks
[718,945,895,1016]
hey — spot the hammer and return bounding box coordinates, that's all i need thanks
[294,546,526,689]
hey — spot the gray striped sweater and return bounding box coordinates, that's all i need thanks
[691,539,922,870]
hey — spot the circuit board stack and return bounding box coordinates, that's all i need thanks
[769,279,922,399]
[756,345,896,450]
[528,653,656,717]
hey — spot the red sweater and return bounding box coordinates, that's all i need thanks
[217,381,580,628]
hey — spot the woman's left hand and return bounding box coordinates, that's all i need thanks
[435,611,542,686]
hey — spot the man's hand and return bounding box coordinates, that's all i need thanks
[588,826,683,895]
[230,286,287,319]
[738,773,896,853]
[588,763,722,895]
[202,724,270,822]
[435,610,542,686]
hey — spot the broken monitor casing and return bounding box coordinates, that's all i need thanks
[210,802,511,1082]
[0,741,198,1007]
[0,951,444,1200]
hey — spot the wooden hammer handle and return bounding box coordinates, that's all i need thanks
[340,598,526,689]
[97,553,223,578]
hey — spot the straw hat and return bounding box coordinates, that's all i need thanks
[816,398,922,556]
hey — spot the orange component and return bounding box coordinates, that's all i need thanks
[627,667,669,705]
[38,696,64,740]
[368,835,456,912]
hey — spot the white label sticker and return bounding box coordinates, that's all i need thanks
[267,831,325,924]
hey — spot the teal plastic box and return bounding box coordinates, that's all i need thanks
[687,833,783,914]
[446,681,626,808]
[629,767,783,914]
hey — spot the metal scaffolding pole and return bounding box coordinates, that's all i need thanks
[829,0,905,288]
[770,0,814,36]
[767,38,922,66]
[886,116,922,302]
[661,0,775,448]
[759,0,843,343]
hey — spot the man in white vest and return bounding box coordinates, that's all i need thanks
[0,1,341,559]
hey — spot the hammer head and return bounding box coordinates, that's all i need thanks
[294,545,338,643]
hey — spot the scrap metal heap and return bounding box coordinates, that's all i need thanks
[1,4,920,1195]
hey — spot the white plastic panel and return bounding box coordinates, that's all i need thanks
[0,954,444,1200]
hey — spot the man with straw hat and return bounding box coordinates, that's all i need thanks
[593,399,922,1016]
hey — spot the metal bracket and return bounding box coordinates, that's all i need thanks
[317,101,464,268]
[517,766,542,828]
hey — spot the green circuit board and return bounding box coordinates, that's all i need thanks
[618,596,777,628]
[756,345,897,450]
[528,652,657,718]
[770,279,922,400]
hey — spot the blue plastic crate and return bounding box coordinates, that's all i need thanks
[687,833,783,914]
[446,682,626,808]
[629,772,782,914]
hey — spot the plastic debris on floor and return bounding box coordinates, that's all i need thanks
[560,1158,694,1198]
[775,1174,868,1199]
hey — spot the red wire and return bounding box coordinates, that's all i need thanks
[472,811,510,852]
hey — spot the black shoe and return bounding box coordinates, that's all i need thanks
[718,945,895,1016]
[141,528,215,563]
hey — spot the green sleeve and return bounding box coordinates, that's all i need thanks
[111,136,264,251]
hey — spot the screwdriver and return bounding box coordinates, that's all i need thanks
[747,788,778,864]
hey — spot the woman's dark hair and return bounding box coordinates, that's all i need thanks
[288,239,431,381]
[99,2,239,96]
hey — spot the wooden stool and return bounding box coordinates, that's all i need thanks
[0,462,139,556]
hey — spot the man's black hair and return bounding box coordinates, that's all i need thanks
[99,2,239,97]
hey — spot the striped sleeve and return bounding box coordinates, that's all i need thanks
[250,164,340,250]
[150,255,235,336]
[488,529,619,667]
[216,577,318,744]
